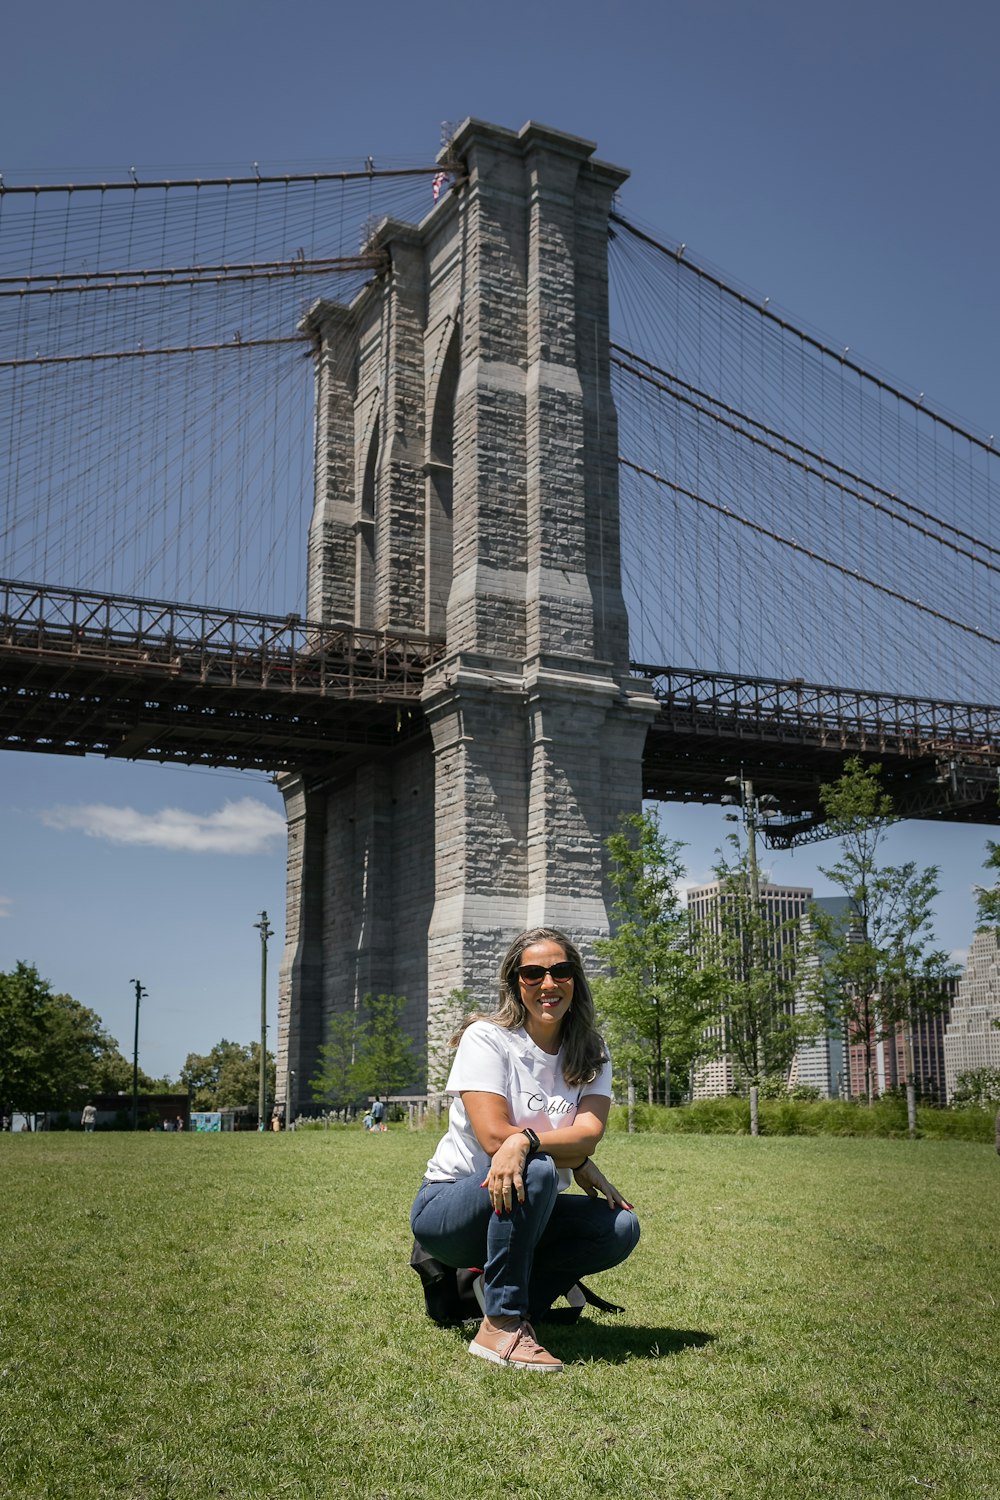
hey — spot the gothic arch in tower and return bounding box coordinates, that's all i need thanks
[425,323,459,637]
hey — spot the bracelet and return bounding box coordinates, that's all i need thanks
[570,1156,590,1171]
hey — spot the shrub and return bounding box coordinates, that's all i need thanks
[951,1068,1000,1109]
[606,1095,996,1142]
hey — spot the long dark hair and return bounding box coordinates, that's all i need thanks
[451,926,608,1087]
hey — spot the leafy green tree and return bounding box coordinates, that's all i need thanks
[594,811,718,1104]
[181,1039,275,1110]
[310,1012,362,1111]
[974,841,1000,931]
[811,758,954,1106]
[350,992,418,1102]
[0,961,136,1122]
[427,988,474,1096]
[84,1050,166,1107]
[699,841,821,1095]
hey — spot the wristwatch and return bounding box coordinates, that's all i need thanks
[522,1127,541,1160]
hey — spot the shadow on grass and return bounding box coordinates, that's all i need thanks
[449,1322,713,1365]
[559,1322,714,1364]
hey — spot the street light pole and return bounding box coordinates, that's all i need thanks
[254,911,272,1130]
[129,979,147,1131]
[741,779,762,910]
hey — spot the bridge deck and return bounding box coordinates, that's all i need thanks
[640,667,1000,842]
[2,583,997,839]
[0,580,442,771]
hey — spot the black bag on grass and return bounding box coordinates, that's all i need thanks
[409,1238,623,1326]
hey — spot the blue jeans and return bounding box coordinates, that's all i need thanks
[410,1155,639,1322]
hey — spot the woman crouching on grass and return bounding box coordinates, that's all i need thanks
[410,927,639,1373]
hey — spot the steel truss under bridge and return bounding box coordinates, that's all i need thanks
[637,665,1000,846]
[0,579,444,772]
[2,582,998,842]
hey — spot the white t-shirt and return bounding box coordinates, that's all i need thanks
[423,1020,613,1191]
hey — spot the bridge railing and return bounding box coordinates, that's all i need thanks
[0,579,446,700]
[636,665,1000,758]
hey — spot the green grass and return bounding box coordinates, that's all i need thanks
[1,1131,998,1500]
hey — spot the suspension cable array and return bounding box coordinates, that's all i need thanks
[609,211,1000,705]
[0,162,447,617]
[1,162,997,712]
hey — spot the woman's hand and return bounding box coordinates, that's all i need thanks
[572,1157,634,1211]
[482,1133,531,1214]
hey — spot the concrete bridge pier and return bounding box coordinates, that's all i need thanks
[277,119,657,1116]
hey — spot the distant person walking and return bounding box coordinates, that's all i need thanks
[371,1096,386,1132]
[81,1103,97,1133]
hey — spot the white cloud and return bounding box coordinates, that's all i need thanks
[0,895,11,919]
[949,947,969,972]
[41,797,285,855]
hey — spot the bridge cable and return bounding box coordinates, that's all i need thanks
[619,457,1000,649]
[613,346,1000,573]
[0,166,449,196]
[0,257,385,296]
[0,337,309,367]
[611,212,997,460]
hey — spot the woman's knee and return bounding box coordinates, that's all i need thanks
[524,1152,560,1202]
[410,1182,435,1237]
[601,1207,640,1268]
[618,1207,640,1254]
[526,1152,559,1184]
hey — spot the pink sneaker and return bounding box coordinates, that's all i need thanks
[468,1318,564,1373]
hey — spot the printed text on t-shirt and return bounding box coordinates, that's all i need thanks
[526,1093,576,1115]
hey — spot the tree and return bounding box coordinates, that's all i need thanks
[91,1051,172,1096]
[310,995,422,1113]
[594,811,719,1106]
[310,1013,362,1112]
[974,841,1000,931]
[698,840,822,1097]
[0,961,137,1123]
[350,992,418,1103]
[811,758,954,1110]
[181,1039,275,1111]
[427,988,474,1097]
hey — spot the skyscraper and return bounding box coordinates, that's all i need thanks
[790,895,851,1098]
[686,880,813,1098]
[943,930,1000,1100]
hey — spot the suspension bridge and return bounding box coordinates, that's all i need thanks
[2,119,997,1100]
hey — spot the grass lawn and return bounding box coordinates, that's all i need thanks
[1,1130,998,1500]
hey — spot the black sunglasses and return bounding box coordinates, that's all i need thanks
[517,962,575,985]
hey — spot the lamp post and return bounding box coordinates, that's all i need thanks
[722,775,780,1136]
[129,979,147,1131]
[253,911,272,1130]
[286,1068,295,1132]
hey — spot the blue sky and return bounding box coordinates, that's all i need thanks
[1,0,997,1080]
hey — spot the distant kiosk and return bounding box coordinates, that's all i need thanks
[190,1110,235,1133]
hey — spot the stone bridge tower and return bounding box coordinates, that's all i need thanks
[278,119,657,1114]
